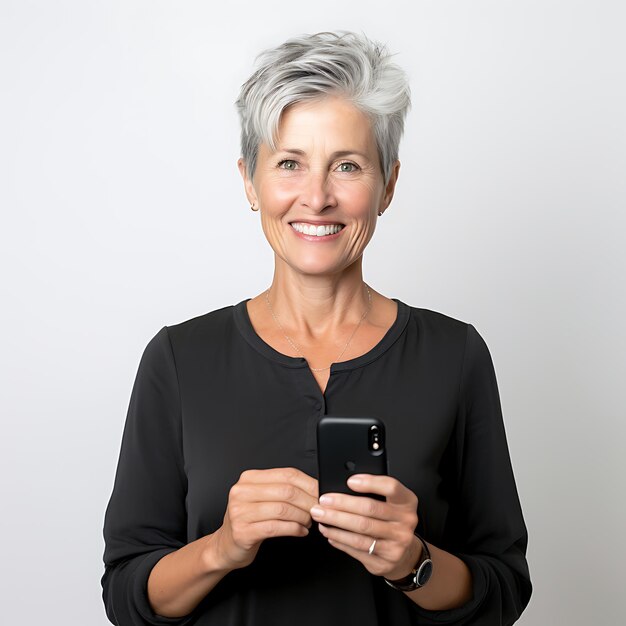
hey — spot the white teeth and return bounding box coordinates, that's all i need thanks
[291,222,343,237]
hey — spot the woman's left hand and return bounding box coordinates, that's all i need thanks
[310,474,422,580]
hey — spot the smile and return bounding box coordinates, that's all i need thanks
[290,222,345,237]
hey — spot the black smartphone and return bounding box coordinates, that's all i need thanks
[317,416,388,501]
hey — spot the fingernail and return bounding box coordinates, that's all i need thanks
[347,476,363,486]
[319,495,333,505]
[310,506,325,517]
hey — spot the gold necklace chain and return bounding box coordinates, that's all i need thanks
[264,284,372,372]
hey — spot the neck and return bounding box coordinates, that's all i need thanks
[266,257,370,338]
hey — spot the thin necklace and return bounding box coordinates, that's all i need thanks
[264,284,373,372]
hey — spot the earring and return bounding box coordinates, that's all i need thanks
[378,211,384,216]
[251,204,258,212]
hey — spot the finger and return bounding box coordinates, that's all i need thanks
[237,501,313,527]
[324,537,389,575]
[240,468,319,498]
[318,523,391,557]
[347,475,417,505]
[231,482,318,513]
[248,520,310,543]
[310,505,397,541]
[318,493,396,522]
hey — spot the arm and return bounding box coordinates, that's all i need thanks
[101,331,318,624]
[312,476,473,611]
[101,327,193,625]
[145,533,228,619]
[147,468,318,618]
[311,324,531,625]
[394,324,531,624]
[409,324,532,624]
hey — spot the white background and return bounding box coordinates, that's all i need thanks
[1,1,624,624]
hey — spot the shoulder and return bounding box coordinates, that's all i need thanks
[400,302,493,366]
[401,304,501,407]
[406,304,468,331]
[403,303,471,345]
[141,303,241,363]
[165,303,236,339]
[136,305,236,361]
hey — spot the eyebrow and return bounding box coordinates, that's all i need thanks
[277,148,371,161]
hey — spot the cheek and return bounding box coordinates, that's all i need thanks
[336,181,381,214]
[261,185,299,213]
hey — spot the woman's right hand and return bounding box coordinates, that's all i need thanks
[211,467,319,571]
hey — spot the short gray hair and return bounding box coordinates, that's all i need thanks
[235,31,411,184]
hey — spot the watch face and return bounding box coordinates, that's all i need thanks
[416,559,433,586]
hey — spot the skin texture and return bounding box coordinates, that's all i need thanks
[312,474,473,611]
[239,96,400,394]
[239,96,397,279]
[147,468,319,617]
[147,96,472,617]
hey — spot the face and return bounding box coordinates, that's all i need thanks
[239,96,400,277]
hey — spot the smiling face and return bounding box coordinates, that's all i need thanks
[239,96,400,278]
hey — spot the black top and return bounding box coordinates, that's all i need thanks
[102,299,531,626]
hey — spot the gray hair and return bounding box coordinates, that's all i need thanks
[235,31,411,184]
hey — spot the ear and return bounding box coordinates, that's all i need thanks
[379,160,401,214]
[238,158,258,208]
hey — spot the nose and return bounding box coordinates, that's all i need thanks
[299,170,337,212]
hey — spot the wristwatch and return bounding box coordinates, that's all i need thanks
[384,533,433,591]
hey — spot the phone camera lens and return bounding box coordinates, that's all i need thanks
[369,424,383,453]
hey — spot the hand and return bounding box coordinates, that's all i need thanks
[213,468,319,572]
[310,474,421,580]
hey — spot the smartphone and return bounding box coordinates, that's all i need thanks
[317,416,388,501]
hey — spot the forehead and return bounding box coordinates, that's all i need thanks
[273,96,376,154]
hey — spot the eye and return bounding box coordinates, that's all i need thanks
[336,161,359,173]
[277,159,298,170]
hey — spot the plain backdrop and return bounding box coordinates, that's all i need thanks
[1,1,625,624]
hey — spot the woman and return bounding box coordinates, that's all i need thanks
[102,31,531,625]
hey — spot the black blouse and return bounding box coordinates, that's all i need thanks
[102,299,531,625]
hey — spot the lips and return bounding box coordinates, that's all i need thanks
[290,222,345,237]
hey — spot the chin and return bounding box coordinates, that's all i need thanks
[290,264,339,277]
[286,257,345,277]
[287,252,353,276]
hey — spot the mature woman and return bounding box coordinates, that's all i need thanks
[102,32,531,625]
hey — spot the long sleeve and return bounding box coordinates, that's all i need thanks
[101,327,193,626]
[100,302,530,625]
[409,324,532,625]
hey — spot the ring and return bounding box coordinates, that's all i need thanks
[368,539,377,555]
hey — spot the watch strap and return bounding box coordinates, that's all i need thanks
[384,533,433,591]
